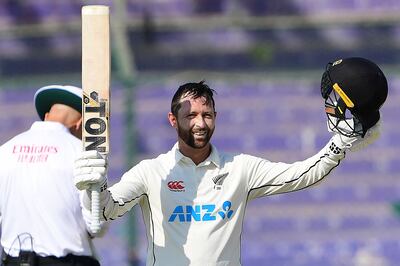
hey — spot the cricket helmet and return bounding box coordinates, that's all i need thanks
[321,57,388,137]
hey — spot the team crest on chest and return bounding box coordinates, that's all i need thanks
[212,172,228,190]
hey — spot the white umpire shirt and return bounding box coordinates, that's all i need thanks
[0,121,95,257]
[101,138,346,266]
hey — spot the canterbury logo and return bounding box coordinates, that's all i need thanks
[168,181,185,191]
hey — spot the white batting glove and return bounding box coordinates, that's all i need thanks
[74,150,108,191]
[328,119,381,152]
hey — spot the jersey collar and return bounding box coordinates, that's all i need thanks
[31,121,69,133]
[173,142,221,168]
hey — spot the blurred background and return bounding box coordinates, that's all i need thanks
[0,0,399,265]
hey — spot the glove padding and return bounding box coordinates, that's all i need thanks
[74,150,108,190]
[328,118,381,152]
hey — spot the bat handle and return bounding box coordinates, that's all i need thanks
[91,184,101,234]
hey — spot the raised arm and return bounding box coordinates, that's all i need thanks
[74,150,147,228]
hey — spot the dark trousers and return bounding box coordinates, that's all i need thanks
[2,253,100,266]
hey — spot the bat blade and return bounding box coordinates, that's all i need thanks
[81,5,110,235]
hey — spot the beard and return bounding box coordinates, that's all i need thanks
[177,123,214,149]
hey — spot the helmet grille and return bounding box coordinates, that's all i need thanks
[321,62,364,137]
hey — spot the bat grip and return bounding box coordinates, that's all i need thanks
[91,184,101,234]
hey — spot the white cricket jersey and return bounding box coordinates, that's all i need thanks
[0,121,95,257]
[104,138,345,266]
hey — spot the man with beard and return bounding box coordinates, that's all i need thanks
[73,68,386,266]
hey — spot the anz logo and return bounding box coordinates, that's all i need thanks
[168,201,234,222]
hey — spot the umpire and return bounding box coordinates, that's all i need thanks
[0,85,106,266]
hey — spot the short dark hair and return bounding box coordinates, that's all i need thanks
[171,81,216,116]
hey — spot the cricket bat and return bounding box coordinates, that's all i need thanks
[82,5,110,234]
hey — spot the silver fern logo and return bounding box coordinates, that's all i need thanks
[212,173,228,190]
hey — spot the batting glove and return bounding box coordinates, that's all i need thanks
[329,119,381,152]
[74,150,108,191]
